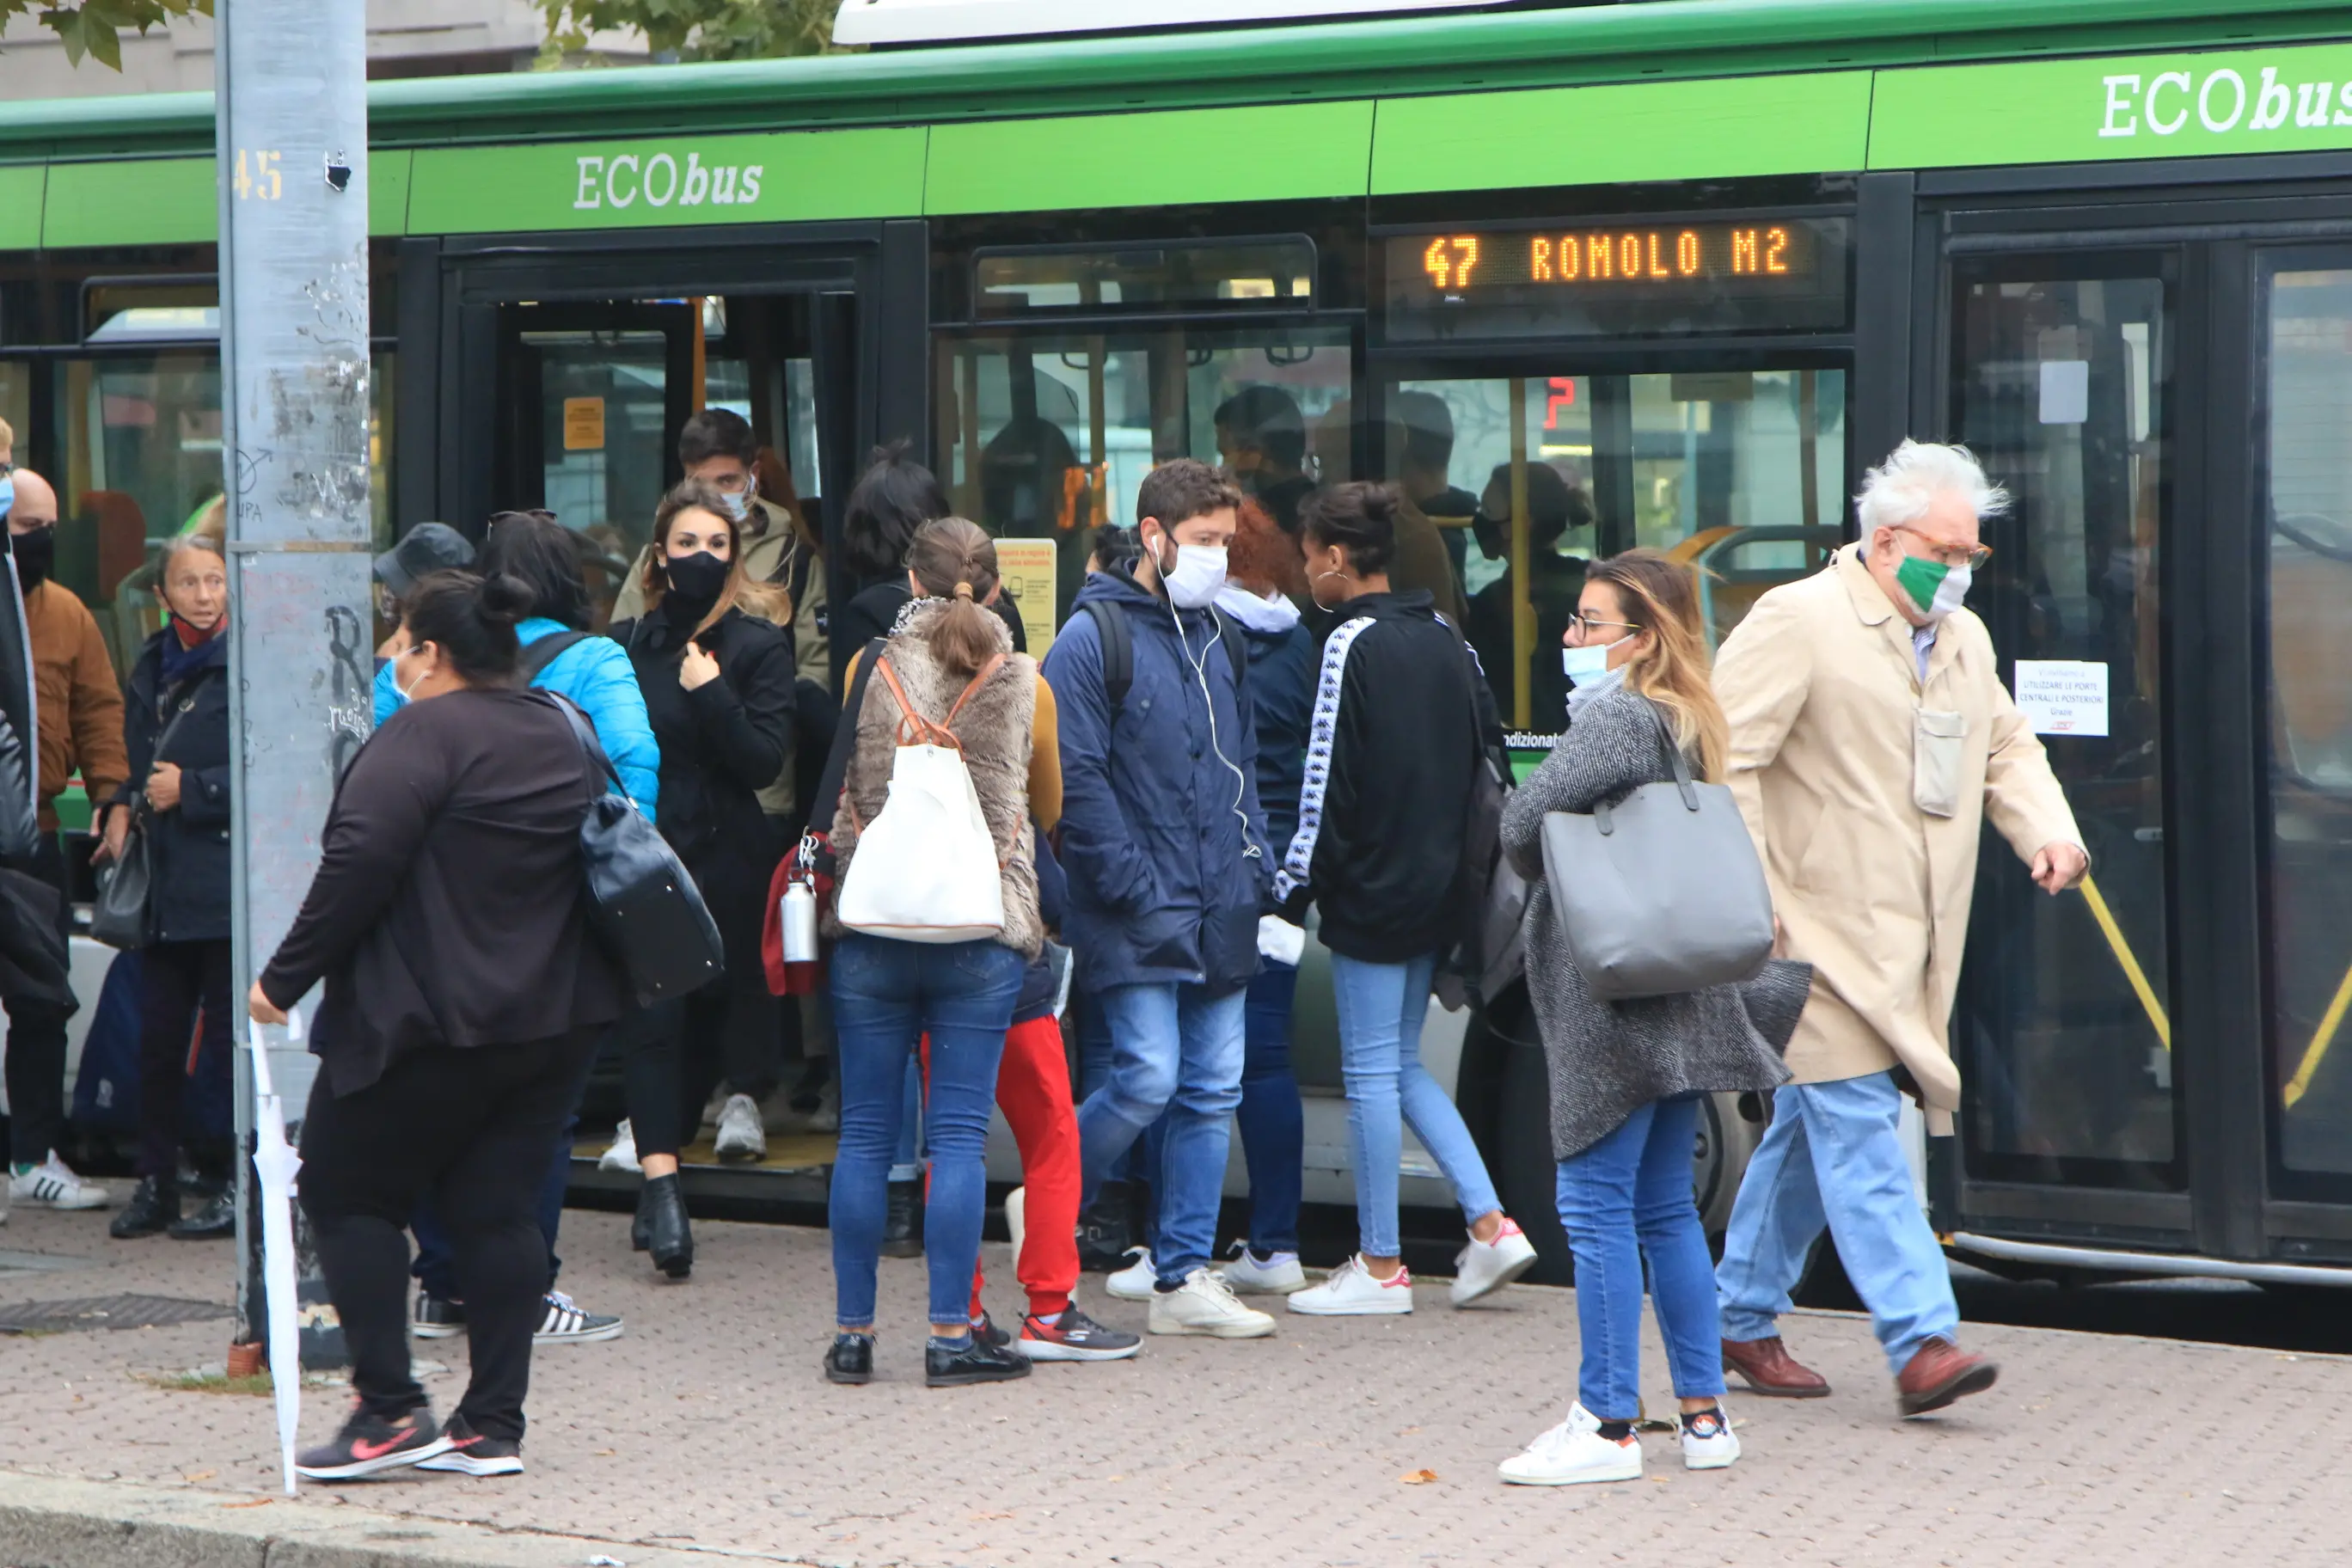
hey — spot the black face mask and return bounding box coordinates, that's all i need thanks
[661,549,729,618]
[11,525,54,591]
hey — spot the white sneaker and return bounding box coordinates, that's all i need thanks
[535,1289,624,1345]
[1498,1419,1643,1486]
[714,1093,767,1163]
[1004,1186,1026,1265]
[1220,1242,1307,1295]
[1106,1247,1156,1302]
[598,1120,641,1174]
[1286,1254,1415,1316]
[1147,1266,1277,1338]
[1450,1217,1538,1306]
[10,1153,108,1210]
[1680,1404,1739,1471]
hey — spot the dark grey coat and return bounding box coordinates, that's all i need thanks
[1499,683,1810,1161]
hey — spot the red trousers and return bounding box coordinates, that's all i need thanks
[922,1015,1081,1320]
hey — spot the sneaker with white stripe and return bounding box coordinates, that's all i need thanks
[9,1153,109,1210]
[536,1290,622,1344]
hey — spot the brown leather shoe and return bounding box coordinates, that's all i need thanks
[1721,1335,1830,1399]
[1896,1338,1999,1416]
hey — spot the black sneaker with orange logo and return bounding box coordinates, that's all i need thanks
[414,1413,524,1477]
[296,1403,452,1481]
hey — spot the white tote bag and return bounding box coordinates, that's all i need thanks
[836,653,1008,944]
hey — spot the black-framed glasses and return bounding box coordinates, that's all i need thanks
[1566,609,1643,638]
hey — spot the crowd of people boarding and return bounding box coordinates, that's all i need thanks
[0,405,2087,1490]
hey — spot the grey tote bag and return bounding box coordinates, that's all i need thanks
[1539,701,1774,1001]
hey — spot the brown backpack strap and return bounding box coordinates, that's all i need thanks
[872,655,959,750]
[941,652,1008,731]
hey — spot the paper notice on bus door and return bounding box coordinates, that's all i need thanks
[562,397,606,451]
[994,538,1058,656]
[2012,659,2108,737]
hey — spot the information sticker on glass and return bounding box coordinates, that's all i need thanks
[2012,659,2109,737]
[562,396,606,452]
[994,537,1058,656]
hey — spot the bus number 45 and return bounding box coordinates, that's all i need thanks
[1425,235,1479,292]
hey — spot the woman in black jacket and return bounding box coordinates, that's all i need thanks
[609,479,796,1277]
[250,570,622,1482]
[1274,483,1538,1319]
[106,534,237,1241]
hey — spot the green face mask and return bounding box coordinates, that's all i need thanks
[1894,553,1971,622]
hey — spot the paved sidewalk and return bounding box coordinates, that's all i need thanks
[0,1198,2345,1567]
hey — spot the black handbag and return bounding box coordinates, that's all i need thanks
[91,676,209,951]
[542,693,726,1007]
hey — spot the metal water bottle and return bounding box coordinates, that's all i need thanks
[781,880,818,964]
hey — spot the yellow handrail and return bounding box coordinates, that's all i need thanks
[2078,873,2171,1050]
[2284,960,2352,1109]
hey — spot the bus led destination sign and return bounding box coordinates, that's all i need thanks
[1384,215,1849,341]
[1418,222,1812,296]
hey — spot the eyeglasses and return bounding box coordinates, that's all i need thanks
[1565,610,1643,638]
[1896,526,1993,571]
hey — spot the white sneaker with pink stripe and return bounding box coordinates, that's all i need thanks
[1287,1254,1415,1316]
[1450,1217,1538,1307]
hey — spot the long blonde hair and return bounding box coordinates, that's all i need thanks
[641,479,790,635]
[1586,549,1729,783]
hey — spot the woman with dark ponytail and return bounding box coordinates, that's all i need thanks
[248,569,624,1483]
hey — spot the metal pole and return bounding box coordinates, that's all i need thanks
[217,0,372,1362]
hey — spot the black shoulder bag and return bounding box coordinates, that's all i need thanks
[542,692,726,1007]
[91,672,211,951]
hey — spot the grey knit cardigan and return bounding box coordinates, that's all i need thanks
[1499,684,1811,1161]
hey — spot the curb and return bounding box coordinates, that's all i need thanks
[0,1469,810,1568]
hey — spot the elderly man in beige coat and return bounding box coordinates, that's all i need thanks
[1711,440,2086,1418]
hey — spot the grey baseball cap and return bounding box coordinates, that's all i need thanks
[372,521,475,597]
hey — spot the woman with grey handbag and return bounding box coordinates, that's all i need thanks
[1492,549,1810,1489]
[103,532,238,1241]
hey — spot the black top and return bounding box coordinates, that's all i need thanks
[1280,589,1491,964]
[608,604,795,865]
[259,687,622,1096]
[119,628,232,944]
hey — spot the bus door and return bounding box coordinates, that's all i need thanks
[1941,249,2189,1246]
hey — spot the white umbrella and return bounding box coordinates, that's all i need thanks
[247,1011,305,1496]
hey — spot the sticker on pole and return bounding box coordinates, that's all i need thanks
[2012,659,2108,737]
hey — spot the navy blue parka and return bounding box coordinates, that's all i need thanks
[1042,569,1272,995]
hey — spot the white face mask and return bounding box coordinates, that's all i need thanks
[1561,636,1630,687]
[393,646,430,706]
[717,490,751,523]
[1156,539,1228,609]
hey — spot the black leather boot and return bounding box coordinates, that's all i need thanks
[642,1173,692,1279]
[881,1178,922,1259]
[632,1182,653,1253]
[1076,1180,1135,1272]
[109,1174,179,1239]
[168,1187,236,1240]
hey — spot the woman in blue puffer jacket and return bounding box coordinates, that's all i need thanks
[377,511,659,1345]
[372,513,659,817]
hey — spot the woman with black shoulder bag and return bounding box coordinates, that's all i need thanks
[1493,549,1810,1487]
[105,533,238,1240]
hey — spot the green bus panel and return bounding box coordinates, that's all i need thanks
[922,102,1377,215]
[1871,40,2352,168]
[1371,71,1874,195]
[371,150,413,237]
[0,166,43,251]
[406,127,928,235]
[44,157,214,248]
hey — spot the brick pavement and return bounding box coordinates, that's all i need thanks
[1,1197,2345,1567]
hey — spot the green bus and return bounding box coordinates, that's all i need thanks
[9,0,2352,1291]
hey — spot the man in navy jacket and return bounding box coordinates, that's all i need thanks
[1042,459,1276,1340]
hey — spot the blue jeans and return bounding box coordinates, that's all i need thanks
[830,933,1023,1330]
[1716,1072,1958,1374]
[1075,991,1136,1188]
[1555,1096,1724,1421]
[1237,959,1303,1256]
[889,1057,924,1184]
[1328,951,1500,1259]
[412,1120,573,1302]
[1078,980,1246,1284]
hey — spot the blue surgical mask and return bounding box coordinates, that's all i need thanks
[0,474,13,523]
[1561,636,1629,687]
[717,490,751,523]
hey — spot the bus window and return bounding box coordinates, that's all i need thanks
[1392,369,1845,738]
[937,329,1352,644]
[0,361,28,467]
[2263,266,2352,1188]
[1951,263,2176,1189]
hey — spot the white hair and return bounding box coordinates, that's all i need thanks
[1854,439,2010,537]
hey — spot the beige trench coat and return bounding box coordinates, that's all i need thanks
[1712,546,2084,1129]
